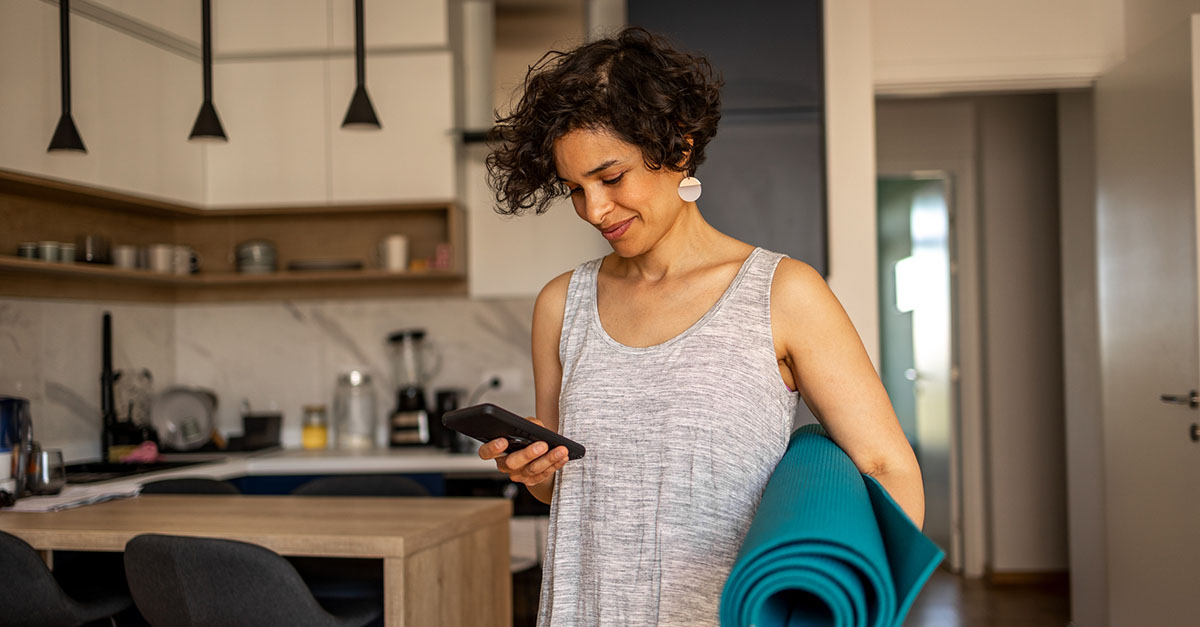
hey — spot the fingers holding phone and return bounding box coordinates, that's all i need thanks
[478,417,569,487]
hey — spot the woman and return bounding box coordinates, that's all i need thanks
[482,28,924,626]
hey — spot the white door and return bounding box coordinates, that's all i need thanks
[1095,16,1200,625]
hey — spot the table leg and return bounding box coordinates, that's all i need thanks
[392,519,512,627]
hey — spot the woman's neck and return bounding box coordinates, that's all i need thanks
[607,204,739,281]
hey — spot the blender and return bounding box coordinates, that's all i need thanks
[386,329,441,446]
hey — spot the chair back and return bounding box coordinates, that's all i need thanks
[140,477,241,494]
[124,534,355,627]
[0,530,130,627]
[290,474,429,497]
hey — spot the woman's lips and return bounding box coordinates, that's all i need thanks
[602,218,633,241]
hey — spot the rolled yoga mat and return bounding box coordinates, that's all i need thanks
[720,424,944,627]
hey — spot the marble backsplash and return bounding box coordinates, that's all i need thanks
[0,296,536,462]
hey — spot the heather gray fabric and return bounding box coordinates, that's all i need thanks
[539,247,799,626]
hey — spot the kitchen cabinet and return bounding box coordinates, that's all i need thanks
[204,58,329,207]
[0,0,205,205]
[214,0,448,55]
[0,169,465,302]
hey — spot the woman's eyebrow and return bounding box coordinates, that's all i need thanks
[584,159,621,177]
[557,159,622,183]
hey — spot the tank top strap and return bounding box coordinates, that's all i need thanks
[559,257,604,364]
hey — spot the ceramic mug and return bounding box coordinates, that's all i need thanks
[147,244,175,274]
[113,245,139,269]
[378,234,408,272]
[173,245,199,275]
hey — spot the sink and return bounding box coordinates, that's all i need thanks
[64,460,208,484]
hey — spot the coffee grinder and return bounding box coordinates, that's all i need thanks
[386,329,440,446]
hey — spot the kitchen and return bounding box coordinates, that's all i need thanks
[1,0,609,625]
[3,1,1200,627]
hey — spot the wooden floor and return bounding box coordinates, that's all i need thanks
[905,568,1071,627]
[516,566,1071,626]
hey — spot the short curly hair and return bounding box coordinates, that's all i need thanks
[486,27,723,216]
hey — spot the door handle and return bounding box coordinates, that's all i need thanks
[1160,390,1199,408]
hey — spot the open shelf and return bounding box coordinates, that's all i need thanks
[0,169,468,302]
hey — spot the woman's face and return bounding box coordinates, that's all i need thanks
[553,127,688,257]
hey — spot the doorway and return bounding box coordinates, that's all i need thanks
[877,174,961,571]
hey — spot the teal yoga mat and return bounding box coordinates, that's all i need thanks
[720,424,944,627]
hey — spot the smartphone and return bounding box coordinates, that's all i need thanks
[441,403,585,460]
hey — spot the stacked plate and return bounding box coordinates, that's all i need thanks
[236,239,276,274]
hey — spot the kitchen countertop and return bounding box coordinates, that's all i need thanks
[8,447,501,512]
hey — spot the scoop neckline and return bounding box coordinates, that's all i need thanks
[589,247,763,352]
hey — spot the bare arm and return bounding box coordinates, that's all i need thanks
[773,259,926,529]
[478,270,572,505]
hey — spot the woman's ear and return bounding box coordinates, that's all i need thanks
[676,135,695,170]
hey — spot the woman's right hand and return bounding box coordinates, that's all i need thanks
[478,416,570,487]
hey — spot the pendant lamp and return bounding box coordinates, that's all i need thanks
[189,0,226,141]
[342,0,381,129]
[48,0,86,153]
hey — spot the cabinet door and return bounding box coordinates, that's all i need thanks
[0,1,205,204]
[205,58,328,207]
[328,52,456,203]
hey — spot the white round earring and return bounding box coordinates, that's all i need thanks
[678,176,702,202]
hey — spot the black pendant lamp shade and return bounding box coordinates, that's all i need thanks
[189,0,226,141]
[48,0,86,152]
[342,0,381,129]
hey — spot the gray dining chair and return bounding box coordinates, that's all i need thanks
[139,477,240,494]
[287,474,429,605]
[289,474,429,497]
[123,534,380,627]
[0,530,133,627]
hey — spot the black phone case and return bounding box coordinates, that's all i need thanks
[441,403,586,460]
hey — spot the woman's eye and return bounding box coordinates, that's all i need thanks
[602,173,625,186]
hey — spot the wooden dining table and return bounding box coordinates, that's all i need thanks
[0,495,513,627]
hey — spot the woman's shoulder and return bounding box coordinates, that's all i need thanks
[770,256,836,313]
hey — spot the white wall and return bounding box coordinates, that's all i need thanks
[870,0,1125,95]
[1124,0,1200,55]
[824,0,880,364]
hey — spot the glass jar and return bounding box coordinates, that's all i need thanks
[300,404,328,450]
[333,370,377,449]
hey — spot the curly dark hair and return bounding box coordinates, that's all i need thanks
[486,27,723,215]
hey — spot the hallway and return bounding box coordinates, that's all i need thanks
[906,568,1070,626]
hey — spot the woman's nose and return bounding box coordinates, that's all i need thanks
[580,188,613,225]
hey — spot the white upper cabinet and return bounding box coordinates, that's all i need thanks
[328,52,456,203]
[213,0,447,55]
[329,0,447,48]
[0,0,204,204]
[203,0,456,206]
[204,58,328,207]
[213,0,328,56]
[90,0,200,46]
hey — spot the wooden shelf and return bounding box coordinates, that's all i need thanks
[0,169,468,302]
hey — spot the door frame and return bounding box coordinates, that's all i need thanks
[877,160,986,577]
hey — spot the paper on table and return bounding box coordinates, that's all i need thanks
[5,483,142,512]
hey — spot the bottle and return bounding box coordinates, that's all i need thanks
[334,370,377,449]
[300,404,328,450]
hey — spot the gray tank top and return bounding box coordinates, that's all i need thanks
[538,247,799,626]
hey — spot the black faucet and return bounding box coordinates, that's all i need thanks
[101,311,116,463]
